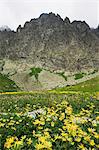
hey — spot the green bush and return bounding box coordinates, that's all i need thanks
[74,73,85,80]
[29,67,42,80]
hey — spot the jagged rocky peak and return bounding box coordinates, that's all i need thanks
[39,12,63,21]
[17,25,22,32]
[39,13,49,20]
[16,13,65,35]
[37,12,64,29]
[72,20,90,32]
[64,17,71,25]
[16,13,91,33]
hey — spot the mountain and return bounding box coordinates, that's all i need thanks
[0,13,99,71]
[0,13,99,91]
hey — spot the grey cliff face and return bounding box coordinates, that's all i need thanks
[0,13,99,71]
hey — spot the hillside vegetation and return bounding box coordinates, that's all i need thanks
[0,73,19,92]
[55,76,99,92]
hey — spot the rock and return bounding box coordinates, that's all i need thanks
[0,60,5,71]
[38,70,66,90]
[64,17,70,25]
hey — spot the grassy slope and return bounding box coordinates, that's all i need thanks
[55,76,99,92]
[0,73,19,92]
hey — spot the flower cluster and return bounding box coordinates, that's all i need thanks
[0,97,99,150]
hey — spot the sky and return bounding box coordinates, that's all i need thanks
[0,0,99,30]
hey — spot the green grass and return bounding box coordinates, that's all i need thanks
[55,76,99,92]
[0,92,98,113]
[0,84,98,149]
[0,73,19,92]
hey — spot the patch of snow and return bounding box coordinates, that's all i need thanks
[0,25,11,31]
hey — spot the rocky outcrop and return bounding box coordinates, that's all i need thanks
[93,26,99,38]
[0,13,99,72]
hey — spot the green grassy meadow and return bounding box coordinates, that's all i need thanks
[0,75,99,149]
[55,76,99,92]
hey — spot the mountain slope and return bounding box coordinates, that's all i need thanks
[55,76,99,92]
[0,73,19,92]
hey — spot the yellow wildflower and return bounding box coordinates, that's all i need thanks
[96,144,99,148]
[96,116,99,121]
[38,136,46,143]
[11,127,16,131]
[32,130,35,136]
[61,132,68,137]
[44,131,50,138]
[79,144,85,150]
[75,137,81,142]
[3,119,6,122]
[65,106,72,115]
[27,138,32,145]
[4,142,12,149]
[38,126,43,130]
[46,117,51,121]
[94,132,99,139]
[16,121,19,124]
[59,113,65,121]
[36,143,44,150]
[8,122,14,126]
[33,119,40,125]
[84,136,91,142]
[54,135,62,140]
[51,122,54,127]
[4,137,15,149]
[44,141,52,149]
[88,128,95,133]
[21,135,26,140]
[10,117,13,119]
[33,119,45,125]
[0,122,5,127]
[67,137,72,142]
[15,140,23,146]
[89,140,95,146]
